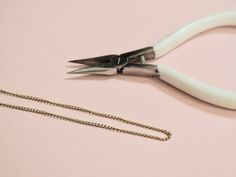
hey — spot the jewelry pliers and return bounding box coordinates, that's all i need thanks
[68,12,236,110]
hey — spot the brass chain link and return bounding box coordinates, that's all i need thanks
[0,89,171,141]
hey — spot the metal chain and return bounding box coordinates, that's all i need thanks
[0,89,171,141]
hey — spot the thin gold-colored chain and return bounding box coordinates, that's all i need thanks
[0,89,171,141]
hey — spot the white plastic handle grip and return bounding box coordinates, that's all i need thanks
[153,12,236,109]
[157,64,236,109]
[154,11,236,58]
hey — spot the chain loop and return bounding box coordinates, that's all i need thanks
[0,89,171,141]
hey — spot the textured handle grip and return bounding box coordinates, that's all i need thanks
[154,11,236,58]
[157,64,236,109]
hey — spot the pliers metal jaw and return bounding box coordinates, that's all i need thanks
[68,46,159,77]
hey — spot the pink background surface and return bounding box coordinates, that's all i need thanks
[1,0,236,177]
